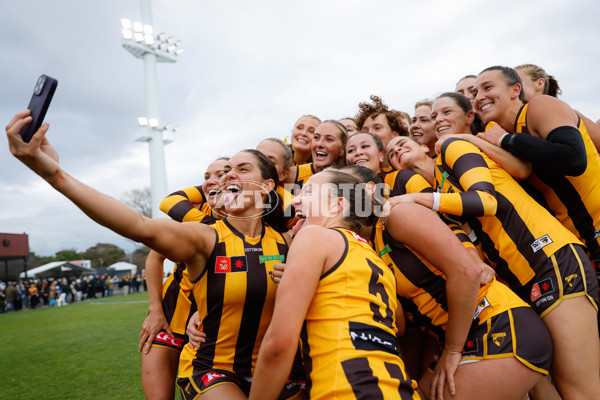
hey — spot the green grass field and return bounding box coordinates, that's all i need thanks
[0,292,151,399]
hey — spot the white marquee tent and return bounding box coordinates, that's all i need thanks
[19,260,95,279]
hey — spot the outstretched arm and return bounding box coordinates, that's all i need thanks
[6,111,212,267]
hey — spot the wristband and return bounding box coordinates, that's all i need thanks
[468,229,478,242]
[432,192,441,212]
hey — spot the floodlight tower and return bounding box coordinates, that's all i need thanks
[120,0,183,218]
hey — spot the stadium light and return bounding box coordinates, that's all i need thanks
[120,0,182,219]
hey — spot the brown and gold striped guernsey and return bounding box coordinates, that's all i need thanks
[435,138,581,292]
[300,227,418,400]
[293,163,316,190]
[191,218,288,377]
[515,104,600,260]
[160,186,218,224]
[371,219,526,344]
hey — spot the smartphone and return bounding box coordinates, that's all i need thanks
[20,74,58,142]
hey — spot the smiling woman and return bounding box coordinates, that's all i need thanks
[249,169,419,400]
[5,112,304,399]
[284,120,348,190]
[345,131,384,175]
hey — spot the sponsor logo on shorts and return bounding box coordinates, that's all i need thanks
[565,274,578,287]
[531,235,553,253]
[463,338,478,354]
[155,331,184,348]
[201,372,226,386]
[492,332,506,347]
[215,256,248,273]
[531,278,555,302]
[473,297,491,320]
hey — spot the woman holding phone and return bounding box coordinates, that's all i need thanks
[6,111,302,399]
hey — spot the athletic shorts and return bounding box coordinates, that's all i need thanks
[517,244,599,318]
[149,270,197,351]
[150,330,187,351]
[176,368,303,400]
[591,259,600,284]
[429,307,552,375]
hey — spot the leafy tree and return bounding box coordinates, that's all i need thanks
[55,249,83,261]
[83,243,127,269]
[130,246,151,272]
[121,187,152,217]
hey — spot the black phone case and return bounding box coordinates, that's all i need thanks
[20,74,58,142]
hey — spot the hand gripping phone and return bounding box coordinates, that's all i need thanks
[20,74,58,142]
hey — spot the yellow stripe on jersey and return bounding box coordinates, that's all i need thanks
[437,139,497,217]
[385,169,434,198]
[276,185,299,229]
[372,219,524,339]
[516,104,600,259]
[160,186,217,223]
[191,219,288,377]
[301,227,418,400]
[294,163,316,189]
[436,137,581,289]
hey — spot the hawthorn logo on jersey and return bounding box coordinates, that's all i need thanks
[492,332,507,347]
[215,256,248,273]
[201,372,226,386]
[531,234,553,253]
[473,297,491,320]
[531,278,555,301]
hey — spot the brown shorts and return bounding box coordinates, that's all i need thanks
[517,244,599,318]
[430,307,552,375]
[176,368,302,400]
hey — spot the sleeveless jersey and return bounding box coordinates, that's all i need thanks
[371,219,527,344]
[515,103,600,259]
[293,163,316,190]
[162,263,197,338]
[191,219,288,377]
[436,138,581,291]
[301,228,418,400]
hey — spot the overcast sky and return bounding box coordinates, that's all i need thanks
[1,0,599,257]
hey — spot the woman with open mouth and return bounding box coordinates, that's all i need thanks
[285,120,348,191]
[249,169,419,400]
[139,156,229,400]
[387,91,600,400]
[6,111,304,400]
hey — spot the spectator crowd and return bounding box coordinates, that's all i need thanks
[0,272,145,313]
